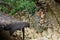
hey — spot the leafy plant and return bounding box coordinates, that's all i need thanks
[1,6,7,13]
[0,0,36,16]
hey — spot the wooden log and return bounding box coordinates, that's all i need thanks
[0,11,20,25]
[0,11,30,40]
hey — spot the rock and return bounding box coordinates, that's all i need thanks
[42,36,49,40]
[47,28,53,38]
[58,28,60,33]
[42,31,47,37]
[52,32,58,40]
[58,38,60,40]
[49,38,53,40]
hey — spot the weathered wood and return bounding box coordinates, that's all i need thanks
[0,11,20,25]
[0,11,30,40]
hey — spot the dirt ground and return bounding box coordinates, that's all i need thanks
[9,1,60,40]
[23,1,60,40]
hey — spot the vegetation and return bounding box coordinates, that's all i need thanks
[0,0,35,16]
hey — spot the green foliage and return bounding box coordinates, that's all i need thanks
[0,0,35,16]
[1,6,7,13]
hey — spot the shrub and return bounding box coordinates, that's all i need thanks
[1,0,35,16]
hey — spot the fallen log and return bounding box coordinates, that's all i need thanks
[0,11,30,40]
[0,11,20,25]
